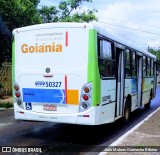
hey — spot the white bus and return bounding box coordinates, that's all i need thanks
[12,23,157,125]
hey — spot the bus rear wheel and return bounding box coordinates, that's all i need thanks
[144,97,151,109]
[144,101,151,109]
[145,90,152,110]
[124,101,131,123]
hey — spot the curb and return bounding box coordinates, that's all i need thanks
[0,107,14,111]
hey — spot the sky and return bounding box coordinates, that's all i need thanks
[40,0,160,51]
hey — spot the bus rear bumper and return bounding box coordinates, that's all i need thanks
[14,104,99,125]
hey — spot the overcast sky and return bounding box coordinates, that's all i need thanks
[40,0,160,51]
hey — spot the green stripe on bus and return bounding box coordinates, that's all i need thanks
[12,38,15,95]
[88,29,101,106]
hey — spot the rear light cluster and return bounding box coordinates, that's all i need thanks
[13,83,23,108]
[79,83,92,112]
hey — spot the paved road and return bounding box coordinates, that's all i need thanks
[0,86,160,154]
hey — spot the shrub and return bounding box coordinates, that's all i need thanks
[0,102,13,108]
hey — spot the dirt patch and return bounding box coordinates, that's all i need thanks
[0,96,13,103]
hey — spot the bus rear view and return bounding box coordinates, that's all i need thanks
[12,23,97,125]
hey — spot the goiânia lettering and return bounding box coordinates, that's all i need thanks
[21,42,62,53]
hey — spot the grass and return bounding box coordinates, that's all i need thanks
[135,144,146,148]
[0,102,13,108]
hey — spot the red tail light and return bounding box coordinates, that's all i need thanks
[83,94,89,101]
[15,92,20,98]
[79,82,92,112]
[14,82,23,107]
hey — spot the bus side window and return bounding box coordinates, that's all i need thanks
[143,56,147,77]
[98,39,115,78]
[151,59,154,76]
[147,57,151,76]
[125,49,131,78]
[131,51,137,77]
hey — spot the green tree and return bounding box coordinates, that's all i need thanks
[38,0,97,23]
[148,47,160,62]
[0,0,97,64]
[0,0,41,31]
[0,0,41,63]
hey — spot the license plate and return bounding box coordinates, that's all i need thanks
[43,104,57,111]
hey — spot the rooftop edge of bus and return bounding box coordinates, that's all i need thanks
[12,22,95,34]
[12,22,157,60]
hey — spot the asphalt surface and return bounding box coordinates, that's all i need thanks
[0,86,160,154]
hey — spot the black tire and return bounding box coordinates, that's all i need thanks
[144,98,151,109]
[124,100,131,123]
[144,90,152,110]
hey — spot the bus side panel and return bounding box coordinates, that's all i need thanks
[77,29,101,125]
[142,77,154,105]
[100,80,116,124]
[87,29,101,107]
[12,37,15,95]
[88,29,101,124]
[125,78,138,112]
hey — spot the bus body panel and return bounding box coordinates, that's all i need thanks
[12,23,157,125]
[87,30,101,107]
[13,24,91,122]
[100,79,116,124]
[142,77,154,105]
[14,103,98,125]
[125,78,138,112]
[18,74,83,113]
